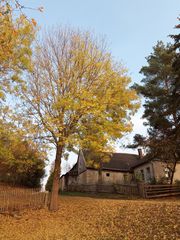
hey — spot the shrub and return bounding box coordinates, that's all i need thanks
[174,180,180,186]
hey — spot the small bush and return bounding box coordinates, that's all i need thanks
[45,172,54,192]
[174,180,180,186]
[156,176,169,185]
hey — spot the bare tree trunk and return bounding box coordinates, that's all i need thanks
[49,144,63,211]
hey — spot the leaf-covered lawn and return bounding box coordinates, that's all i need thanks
[0,196,179,240]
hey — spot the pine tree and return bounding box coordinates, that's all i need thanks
[132,29,180,183]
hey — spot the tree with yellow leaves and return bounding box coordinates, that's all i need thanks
[0,0,36,100]
[0,1,47,189]
[0,110,46,188]
[18,27,139,211]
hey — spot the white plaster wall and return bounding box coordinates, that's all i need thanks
[134,162,154,183]
[68,169,132,185]
[173,163,180,183]
[152,161,167,181]
[102,171,129,184]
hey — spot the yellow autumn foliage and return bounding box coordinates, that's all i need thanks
[18,27,140,210]
[0,1,36,98]
[20,27,140,152]
[0,196,179,240]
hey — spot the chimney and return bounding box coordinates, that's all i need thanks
[138,148,143,159]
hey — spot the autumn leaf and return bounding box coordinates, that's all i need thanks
[0,196,179,240]
[31,18,37,26]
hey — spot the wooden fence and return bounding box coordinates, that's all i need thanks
[0,187,49,213]
[96,184,115,193]
[142,184,180,198]
[114,184,139,195]
[67,183,139,195]
[64,182,180,198]
[67,184,115,193]
[67,184,97,193]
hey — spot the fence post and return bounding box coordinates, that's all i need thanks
[138,183,146,198]
[44,191,49,208]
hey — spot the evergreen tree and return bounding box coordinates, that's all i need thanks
[132,35,180,183]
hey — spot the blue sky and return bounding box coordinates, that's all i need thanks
[26,0,179,86]
[22,1,179,176]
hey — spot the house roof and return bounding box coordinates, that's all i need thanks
[83,151,149,172]
[63,149,180,178]
[65,150,150,177]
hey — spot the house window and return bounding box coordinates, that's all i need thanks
[140,169,144,180]
[123,173,128,183]
[164,167,170,178]
[146,167,151,180]
[106,173,110,177]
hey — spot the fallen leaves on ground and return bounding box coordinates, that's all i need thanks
[0,196,179,240]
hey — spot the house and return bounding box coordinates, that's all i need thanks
[61,149,180,192]
[133,157,180,184]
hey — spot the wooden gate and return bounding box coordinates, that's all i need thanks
[143,184,180,198]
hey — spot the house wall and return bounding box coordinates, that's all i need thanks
[174,163,180,183]
[134,162,154,183]
[101,170,132,184]
[67,169,98,185]
[134,161,180,183]
[67,169,133,186]
[151,161,167,181]
[134,161,173,183]
[152,161,180,183]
